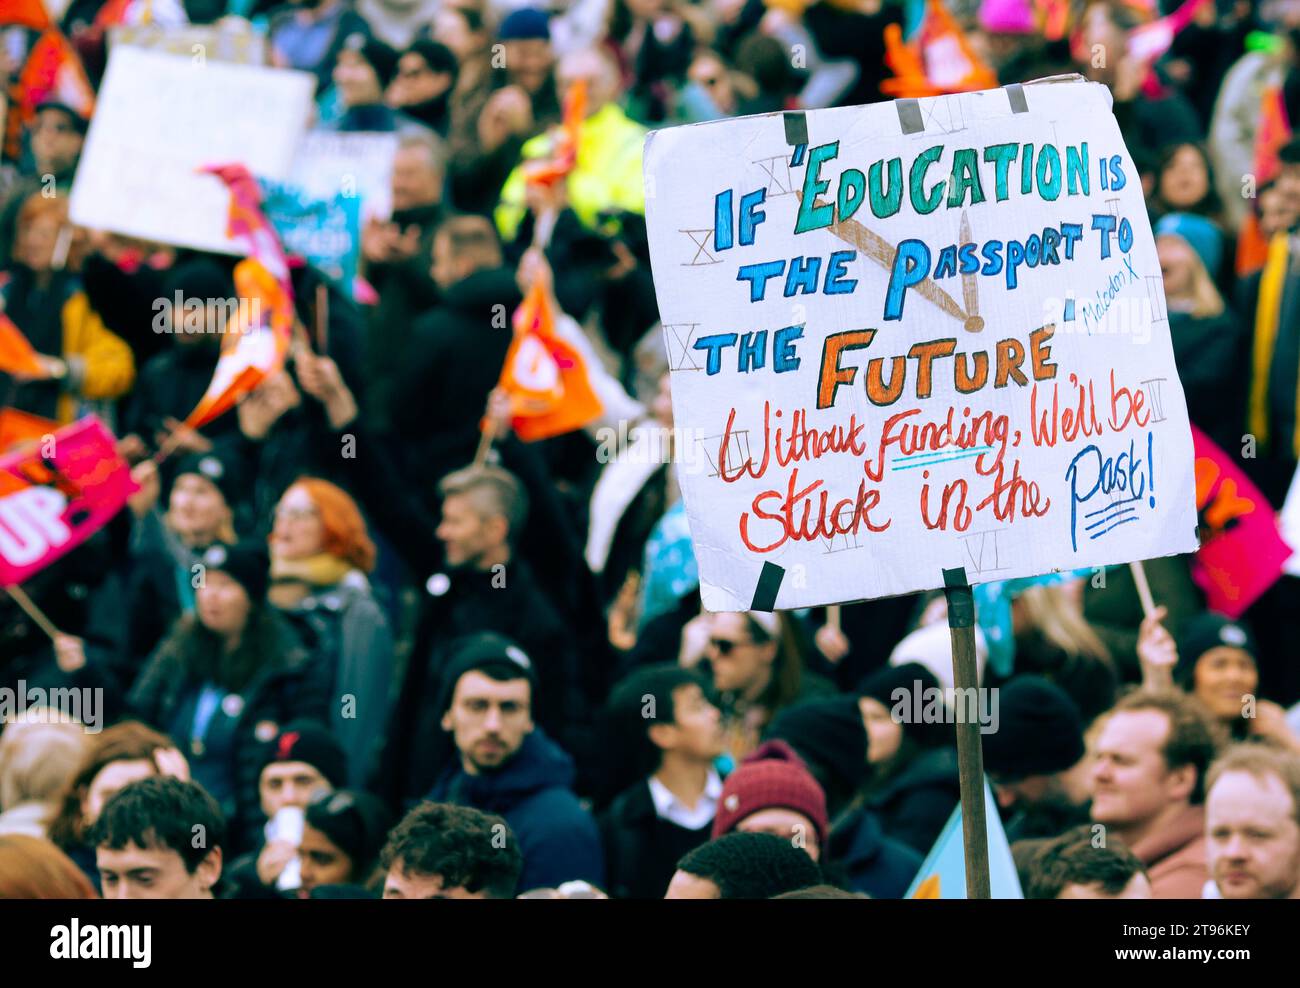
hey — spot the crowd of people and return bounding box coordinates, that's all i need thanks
[1,0,1300,901]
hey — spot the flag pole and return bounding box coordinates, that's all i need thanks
[1129,560,1156,618]
[942,568,991,899]
[6,585,61,640]
[473,418,497,467]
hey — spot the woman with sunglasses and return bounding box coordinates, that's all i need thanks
[680,610,832,765]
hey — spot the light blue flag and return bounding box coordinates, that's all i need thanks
[905,780,1024,899]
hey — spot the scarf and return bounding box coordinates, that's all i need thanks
[1248,232,1296,455]
[270,551,353,588]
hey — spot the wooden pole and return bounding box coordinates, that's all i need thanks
[826,604,842,633]
[943,571,991,899]
[315,282,329,353]
[6,585,61,640]
[473,417,497,467]
[1129,560,1156,618]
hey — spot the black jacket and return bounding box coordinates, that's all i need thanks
[127,613,332,852]
[863,746,962,856]
[598,779,713,899]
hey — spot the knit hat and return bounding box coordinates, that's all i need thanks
[304,790,393,874]
[981,676,1085,780]
[260,720,348,790]
[200,540,270,603]
[711,740,828,846]
[1155,212,1224,278]
[1174,613,1257,689]
[342,32,401,89]
[857,662,951,749]
[765,696,869,792]
[498,7,550,41]
[172,446,245,510]
[437,632,538,716]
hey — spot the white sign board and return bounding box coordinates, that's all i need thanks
[69,48,314,254]
[643,75,1199,612]
[289,131,399,222]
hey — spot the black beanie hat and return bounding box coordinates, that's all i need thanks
[1174,613,1257,689]
[437,632,538,716]
[856,662,951,749]
[343,32,400,89]
[981,675,1085,781]
[171,446,245,511]
[261,720,348,790]
[765,695,869,791]
[200,540,270,603]
[304,790,393,874]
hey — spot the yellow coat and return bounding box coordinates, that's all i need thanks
[55,291,136,424]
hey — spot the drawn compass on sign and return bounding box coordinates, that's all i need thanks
[800,192,985,334]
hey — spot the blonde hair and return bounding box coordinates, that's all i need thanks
[0,722,88,826]
[1016,585,1111,664]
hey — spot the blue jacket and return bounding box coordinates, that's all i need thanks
[831,807,924,899]
[429,730,605,894]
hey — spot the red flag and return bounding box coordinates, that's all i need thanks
[496,280,602,442]
[183,164,297,429]
[0,313,49,379]
[16,28,96,126]
[0,0,51,30]
[1191,425,1290,617]
[522,78,586,188]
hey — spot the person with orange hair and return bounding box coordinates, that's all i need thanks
[0,834,98,899]
[268,477,395,788]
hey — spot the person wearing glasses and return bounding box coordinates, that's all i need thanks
[268,478,394,789]
[679,610,833,764]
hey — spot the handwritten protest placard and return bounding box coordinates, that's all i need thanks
[642,75,1199,612]
[0,416,137,587]
[69,47,313,254]
[260,177,362,288]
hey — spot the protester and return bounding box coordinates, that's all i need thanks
[0,720,86,838]
[598,665,724,899]
[1022,825,1154,900]
[1090,690,1225,898]
[128,541,331,847]
[91,776,225,899]
[381,801,523,899]
[665,831,822,899]
[1205,744,1300,899]
[268,477,394,786]
[297,789,392,897]
[426,633,604,893]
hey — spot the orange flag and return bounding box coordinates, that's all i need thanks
[0,406,57,454]
[496,280,602,442]
[882,0,997,98]
[522,78,586,188]
[0,312,49,378]
[0,0,52,30]
[16,28,96,126]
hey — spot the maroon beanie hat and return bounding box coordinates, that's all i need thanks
[711,740,828,846]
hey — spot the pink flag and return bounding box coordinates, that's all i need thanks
[1190,425,1290,617]
[0,416,137,586]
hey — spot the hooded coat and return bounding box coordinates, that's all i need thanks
[429,729,605,894]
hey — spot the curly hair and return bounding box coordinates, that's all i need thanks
[1023,824,1147,899]
[380,802,522,898]
[676,832,821,899]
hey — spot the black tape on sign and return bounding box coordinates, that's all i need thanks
[1006,83,1028,114]
[784,110,808,148]
[942,567,975,628]
[896,99,924,135]
[751,561,785,612]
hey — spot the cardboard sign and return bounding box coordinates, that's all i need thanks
[642,76,1200,612]
[109,21,269,65]
[288,131,399,222]
[0,416,137,586]
[68,47,313,254]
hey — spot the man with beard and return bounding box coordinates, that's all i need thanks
[983,676,1093,841]
[425,634,603,894]
[1205,744,1300,899]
